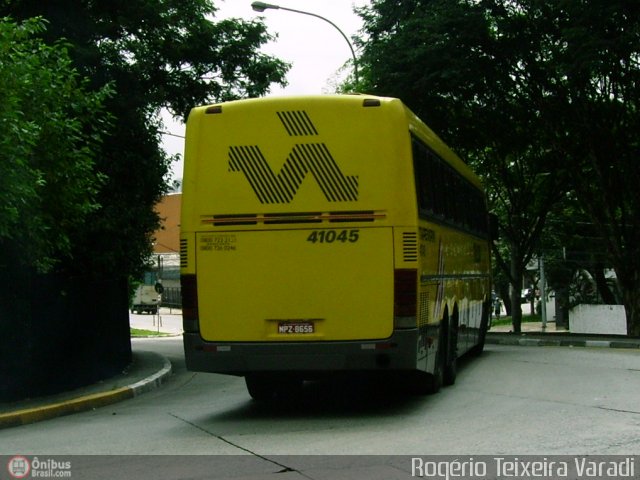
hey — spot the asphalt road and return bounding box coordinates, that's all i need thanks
[2,336,639,460]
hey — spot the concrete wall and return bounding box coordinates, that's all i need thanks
[569,304,627,335]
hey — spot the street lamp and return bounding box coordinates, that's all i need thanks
[250,1,359,89]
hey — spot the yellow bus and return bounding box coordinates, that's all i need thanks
[180,94,491,400]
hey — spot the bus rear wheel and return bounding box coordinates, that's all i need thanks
[471,299,491,356]
[407,341,443,395]
[245,374,303,401]
[245,374,274,401]
[443,313,458,386]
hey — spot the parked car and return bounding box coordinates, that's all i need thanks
[131,284,161,314]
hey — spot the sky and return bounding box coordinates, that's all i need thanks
[163,0,370,182]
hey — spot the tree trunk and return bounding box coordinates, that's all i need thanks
[554,287,569,329]
[530,294,536,316]
[510,244,523,333]
[511,288,523,333]
[592,264,617,305]
[499,285,512,316]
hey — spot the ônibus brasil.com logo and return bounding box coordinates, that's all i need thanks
[7,456,30,479]
[7,456,72,478]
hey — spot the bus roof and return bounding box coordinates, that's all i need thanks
[192,94,482,190]
[183,94,484,226]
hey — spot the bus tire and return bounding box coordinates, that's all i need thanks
[245,374,303,401]
[425,368,442,394]
[245,374,276,401]
[443,313,458,386]
[472,299,491,356]
[428,342,444,394]
[407,332,444,395]
[406,370,441,395]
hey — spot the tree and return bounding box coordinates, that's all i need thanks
[0,16,112,272]
[544,198,620,305]
[534,0,640,335]
[356,0,640,335]
[355,0,568,332]
[2,0,289,281]
[0,16,116,400]
[0,1,289,399]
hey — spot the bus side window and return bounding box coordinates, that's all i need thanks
[411,134,488,237]
[412,140,428,213]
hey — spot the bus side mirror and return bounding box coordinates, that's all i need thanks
[489,213,499,242]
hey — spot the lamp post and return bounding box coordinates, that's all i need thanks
[250,1,359,88]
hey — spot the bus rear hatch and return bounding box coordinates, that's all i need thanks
[196,227,394,342]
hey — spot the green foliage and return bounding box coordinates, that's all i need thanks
[3,0,289,116]
[0,2,290,397]
[356,0,640,334]
[356,0,568,332]
[1,0,289,280]
[0,17,113,272]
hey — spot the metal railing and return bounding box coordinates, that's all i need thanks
[161,287,182,310]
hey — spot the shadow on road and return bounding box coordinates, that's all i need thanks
[207,352,488,421]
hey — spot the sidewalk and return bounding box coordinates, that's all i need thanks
[487,320,640,349]
[129,307,184,335]
[0,310,179,429]
[489,319,566,333]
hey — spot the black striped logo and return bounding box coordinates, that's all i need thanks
[228,111,358,204]
[277,110,318,136]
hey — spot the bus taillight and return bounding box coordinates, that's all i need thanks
[394,268,417,328]
[181,274,199,333]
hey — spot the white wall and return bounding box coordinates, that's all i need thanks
[569,304,627,335]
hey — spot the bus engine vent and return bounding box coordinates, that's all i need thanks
[180,238,188,268]
[402,232,418,262]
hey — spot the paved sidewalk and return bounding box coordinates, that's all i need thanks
[129,308,183,335]
[489,319,567,333]
[487,320,640,349]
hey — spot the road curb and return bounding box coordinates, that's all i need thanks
[0,353,172,430]
[128,354,173,397]
[487,333,640,349]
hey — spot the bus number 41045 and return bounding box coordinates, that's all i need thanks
[307,229,359,244]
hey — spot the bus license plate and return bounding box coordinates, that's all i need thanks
[278,321,314,334]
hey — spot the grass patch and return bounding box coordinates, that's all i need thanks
[130,328,171,337]
[491,313,541,327]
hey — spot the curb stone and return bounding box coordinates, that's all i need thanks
[0,352,172,429]
[486,333,640,349]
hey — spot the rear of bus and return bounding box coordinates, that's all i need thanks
[180,95,422,396]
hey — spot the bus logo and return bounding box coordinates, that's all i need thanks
[228,112,358,204]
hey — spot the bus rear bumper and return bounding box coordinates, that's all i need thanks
[183,330,422,376]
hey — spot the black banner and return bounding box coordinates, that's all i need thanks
[1,455,638,480]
